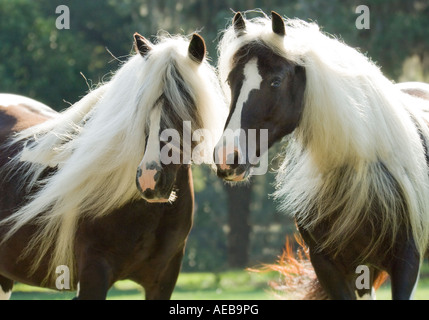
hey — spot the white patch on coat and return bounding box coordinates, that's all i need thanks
[0,285,12,300]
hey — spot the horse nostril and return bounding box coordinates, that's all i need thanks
[137,166,160,193]
[229,150,240,170]
[142,188,156,199]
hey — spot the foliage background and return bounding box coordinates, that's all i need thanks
[1,0,428,273]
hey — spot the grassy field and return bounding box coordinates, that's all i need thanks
[9,265,429,300]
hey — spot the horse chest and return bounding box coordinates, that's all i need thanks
[75,197,193,278]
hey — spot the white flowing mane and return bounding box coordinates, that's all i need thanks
[219,14,429,258]
[1,34,226,279]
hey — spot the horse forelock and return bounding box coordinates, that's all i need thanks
[159,62,203,135]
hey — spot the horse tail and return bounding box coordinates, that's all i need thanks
[251,235,388,300]
[249,235,326,300]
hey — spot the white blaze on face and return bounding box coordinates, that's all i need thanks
[227,58,262,131]
[215,58,263,168]
[138,107,162,192]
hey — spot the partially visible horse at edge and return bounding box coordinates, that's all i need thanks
[214,11,429,300]
[0,32,226,299]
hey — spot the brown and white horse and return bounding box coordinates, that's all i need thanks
[215,11,429,300]
[0,33,225,299]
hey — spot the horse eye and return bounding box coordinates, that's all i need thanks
[270,78,282,88]
[226,77,232,87]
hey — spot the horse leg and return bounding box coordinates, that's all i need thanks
[0,276,13,300]
[298,227,355,300]
[389,238,421,300]
[74,256,112,300]
[308,249,356,300]
[356,287,375,300]
[355,268,379,300]
[144,250,184,300]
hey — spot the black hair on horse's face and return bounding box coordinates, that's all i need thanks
[216,42,306,180]
[136,34,206,202]
[229,43,306,146]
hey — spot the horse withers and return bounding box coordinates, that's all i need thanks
[215,11,429,300]
[0,32,225,299]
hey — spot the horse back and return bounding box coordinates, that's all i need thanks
[398,82,429,101]
[398,81,429,142]
[0,94,56,140]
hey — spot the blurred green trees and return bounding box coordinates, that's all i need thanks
[1,0,428,272]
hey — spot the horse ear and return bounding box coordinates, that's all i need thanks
[134,33,152,57]
[233,12,246,35]
[188,34,206,64]
[271,11,286,36]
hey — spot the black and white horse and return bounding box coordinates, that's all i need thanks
[215,11,429,300]
[0,33,225,299]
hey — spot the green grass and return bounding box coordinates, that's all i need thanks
[10,270,277,300]
[375,273,429,300]
[9,268,429,300]
[374,263,429,300]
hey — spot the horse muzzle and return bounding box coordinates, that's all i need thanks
[216,163,251,182]
[136,167,173,203]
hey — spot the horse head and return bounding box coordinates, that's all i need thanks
[214,12,306,182]
[134,33,210,202]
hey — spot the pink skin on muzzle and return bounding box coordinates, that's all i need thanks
[215,145,248,182]
[215,145,240,171]
[228,171,247,182]
[138,168,169,203]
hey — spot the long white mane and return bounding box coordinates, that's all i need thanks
[1,34,226,279]
[219,14,429,258]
